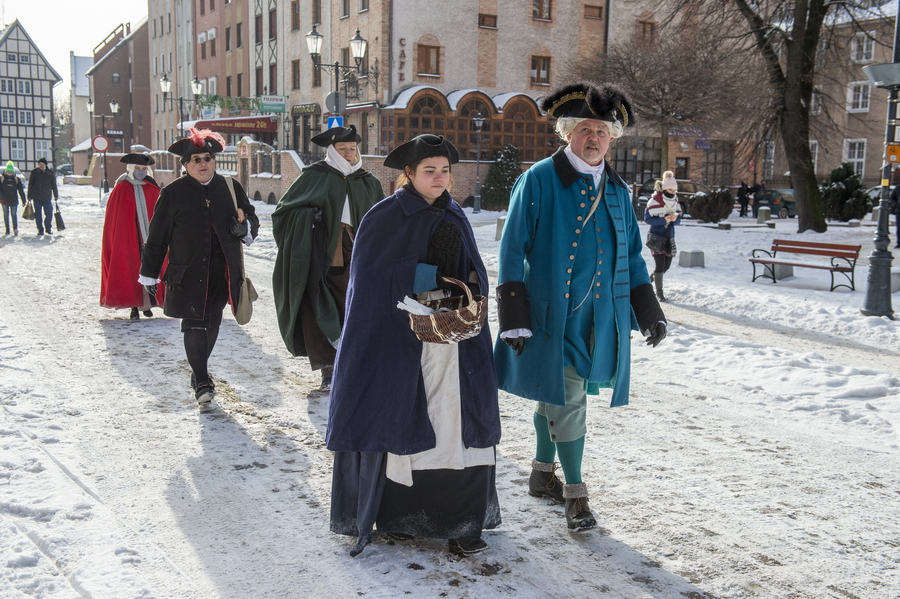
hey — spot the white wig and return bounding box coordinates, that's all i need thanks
[554,117,624,142]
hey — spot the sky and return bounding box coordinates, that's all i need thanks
[1,0,148,95]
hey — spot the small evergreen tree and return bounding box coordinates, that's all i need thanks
[480,144,523,211]
[821,163,873,222]
[685,189,733,223]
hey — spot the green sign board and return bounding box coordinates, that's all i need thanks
[259,95,286,113]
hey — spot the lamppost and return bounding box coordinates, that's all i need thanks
[472,112,485,213]
[305,26,379,108]
[860,16,900,319]
[87,98,120,193]
[283,115,292,151]
[40,113,56,167]
[159,74,204,136]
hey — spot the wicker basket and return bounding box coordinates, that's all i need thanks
[408,277,488,344]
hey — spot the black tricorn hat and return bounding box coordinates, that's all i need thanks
[167,128,226,158]
[311,124,361,147]
[539,81,635,128]
[383,134,459,170]
[120,153,155,166]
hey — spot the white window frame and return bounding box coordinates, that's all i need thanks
[10,139,24,160]
[17,110,32,125]
[18,54,29,63]
[7,54,16,62]
[1,109,15,123]
[207,76,217,96]
[843,138,867,177]
[809,140,818,174]
[847,81,871,113]
[810,85,823,116]
[763,140,775,181]
[0,79,13,93]
[852,31,875,63]
[35,140,50,161]
[17,80,31,95]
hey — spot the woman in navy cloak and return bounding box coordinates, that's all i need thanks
[326,135,501,557]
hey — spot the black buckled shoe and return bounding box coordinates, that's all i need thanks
[319,366,334,392]
[143,310,153,318]
[563,483,597,533]
[528,459,564,504]
[129,307,140,320]
[448,536,487,555]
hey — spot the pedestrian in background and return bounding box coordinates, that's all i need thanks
[644,170,683,302]
[890,183,900,248]
[495,82,667,534]
[140,129,259,405]
[100,154,166,320]
[271,125,383,392]
[27,158,58,235]
[1,161,25,235]
[737,181,750,217]
[327,134,501,557]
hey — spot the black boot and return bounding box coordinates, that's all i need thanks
[130,307,140,320]
[528,459,564,503]
[654,272,667,302]
[319,366,334,391]
[143,310,153,318]
[448,536,488,555]
[563,483,597,533]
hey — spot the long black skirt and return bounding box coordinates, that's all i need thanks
[330,451,501,556]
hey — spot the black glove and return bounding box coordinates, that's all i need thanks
[230,216,249,238]
[503,336,526,356]
[646,322,667,348]
[144,285,158,297]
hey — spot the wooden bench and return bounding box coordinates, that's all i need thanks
[750,239,861,291]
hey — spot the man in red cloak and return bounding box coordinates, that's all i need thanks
[100,153,166,319]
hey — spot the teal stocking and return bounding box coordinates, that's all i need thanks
[556,436,585,485]
[532,412,556,464]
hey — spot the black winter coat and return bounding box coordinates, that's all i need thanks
[27,168,57,201]
[140,173,260,320]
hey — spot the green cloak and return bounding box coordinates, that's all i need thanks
[272,162,384,356]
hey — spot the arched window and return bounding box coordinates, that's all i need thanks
[458,97,493,160]
[407,95,445,137]
[502,99,557,162]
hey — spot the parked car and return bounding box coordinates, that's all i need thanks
[56,163,73,176]
[635,178,714,218]
[752,188,796,219]
[866,185,895,204]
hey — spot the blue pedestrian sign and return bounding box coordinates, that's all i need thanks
[327,116,344,129]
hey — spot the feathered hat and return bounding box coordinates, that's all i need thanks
[311,124,361,147]
[167,127,226,159]
[539,81,635,129]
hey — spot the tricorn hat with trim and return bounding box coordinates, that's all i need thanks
[120,153,155,166]
[167,127,226,158]
[311,124,361,147]
[539,81,635,128]
[383,134,459,170]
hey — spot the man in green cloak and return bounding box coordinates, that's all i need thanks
[272,125,384,390]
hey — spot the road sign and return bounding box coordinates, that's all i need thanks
[92,135,110,152]
[325,91,347,114]
[888,144,900,163]
[327,116,344,129]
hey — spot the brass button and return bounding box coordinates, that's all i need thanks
[599,239,604,243]
[590,196,595,201]
[596,282,601,287]
[599,250,604,254]
[545,334,550,339]
[575,229,581,234]
[510,291,516,296]
[577,216,583,221]
[589,186,593,191]
[572,242,578,247]
[581,190,586,195]
[595,294,600,298]
[597,271,602,275]
[597,228,601,231]
[569,255,575,260]
[564,293,570,298]
[580,203,586,208]
[567,268,572,273]
[566,280,571,285]
[598,260,603,265]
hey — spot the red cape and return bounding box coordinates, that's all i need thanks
[100,178,167,309]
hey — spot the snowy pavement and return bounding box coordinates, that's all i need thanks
[0,182,898,598]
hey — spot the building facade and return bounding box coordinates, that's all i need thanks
[0,20,62,173]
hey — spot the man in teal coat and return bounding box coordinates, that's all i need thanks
[494,82,667,532]
[272,125,384,390]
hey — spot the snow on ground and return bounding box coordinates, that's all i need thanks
[1,181,899,599]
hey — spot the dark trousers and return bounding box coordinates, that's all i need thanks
[2,204,17,232]
[301,229,352,371]
[33,199,53,233]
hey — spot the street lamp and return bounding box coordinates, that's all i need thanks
[305,26,379,106]
[87,99,120,193]
[472,112,485,214]
[861,57,900,319]
[283,115,292,151]
[159,74,204,136]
